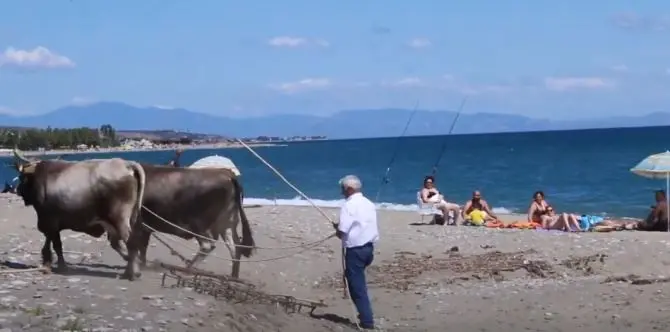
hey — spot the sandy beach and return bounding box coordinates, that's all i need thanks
[1,194,670,331]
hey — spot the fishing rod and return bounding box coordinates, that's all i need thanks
[431,96,468,176]
[374,100,420,202]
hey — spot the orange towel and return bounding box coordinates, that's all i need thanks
[506,221,542,229]
[485,219,505,228]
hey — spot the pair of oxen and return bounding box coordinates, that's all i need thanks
[9,149,254,280]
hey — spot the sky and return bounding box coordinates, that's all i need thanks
[1,1,670,120]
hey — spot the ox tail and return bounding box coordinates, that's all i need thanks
[128,161,146,227]
[232,176,254,257]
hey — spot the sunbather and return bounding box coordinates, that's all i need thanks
[462,190,498,226]
[526,191,580,231]
[527,191,549,224]
[632,190,669,232]
[544,206,582,231]
[420,175,461,225]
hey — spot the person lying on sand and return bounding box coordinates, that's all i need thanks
[543,206,582,231]
[420,175,461,225]
[630,190,669,232]
[462,190,498,226]
[527,191,580,231]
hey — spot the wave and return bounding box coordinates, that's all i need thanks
[243,195,516,214]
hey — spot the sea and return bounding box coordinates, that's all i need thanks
[1,126,669,218]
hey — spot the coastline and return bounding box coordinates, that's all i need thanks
[0,142,284,157]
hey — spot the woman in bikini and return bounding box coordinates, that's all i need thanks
[527,191,581,231]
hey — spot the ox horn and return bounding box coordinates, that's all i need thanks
[12,147,32,164]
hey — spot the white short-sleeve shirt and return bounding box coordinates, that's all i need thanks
[338,192,379,248]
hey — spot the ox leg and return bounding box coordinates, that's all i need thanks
[225,228,243,279]
[51,233,68,272]
[186,235,216,269]
[137,230,151,268]
[40,237,53,274]
[107,233,129,262]
[123,226,147,281]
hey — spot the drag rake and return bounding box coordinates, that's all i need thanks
[159,262,327,315]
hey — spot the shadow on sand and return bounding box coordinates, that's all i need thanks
[1,260,124,279]
[310,312,359,330]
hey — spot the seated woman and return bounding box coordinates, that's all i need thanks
[462,190,499,226]
[420,175,461,225]
[526,191,581,231]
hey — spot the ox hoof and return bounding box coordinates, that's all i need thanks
[40,265,52,275]
[122,270,141,281]
[53,264,68,273]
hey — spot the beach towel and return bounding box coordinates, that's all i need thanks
[578,215,604,231]
[506,221,542,229]
[485,219,505,228]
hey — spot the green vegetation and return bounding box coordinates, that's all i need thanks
[0,124,118,150]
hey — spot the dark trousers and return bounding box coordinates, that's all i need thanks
[345,242,374,327]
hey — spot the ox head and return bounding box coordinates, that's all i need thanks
[12,148,40,206]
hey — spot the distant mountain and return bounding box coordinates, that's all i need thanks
[1,101,669,139]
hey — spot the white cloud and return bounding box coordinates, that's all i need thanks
[153,105,175,110]
[407,38,431,49]
[383,77,424,87]
[0,105,36,115]
[314,39,330,47]
[543,77,614,92]
[267,36,329,48]
[610,64,629,72]
[270,78,331,94]
[611,12,670,32]
[0,46,75,69]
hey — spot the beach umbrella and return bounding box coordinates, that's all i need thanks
[190,155,241,176]
[630,150,670,232]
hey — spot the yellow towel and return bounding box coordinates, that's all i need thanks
[468,209,486,226]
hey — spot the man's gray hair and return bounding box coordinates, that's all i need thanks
[339,175,362,191]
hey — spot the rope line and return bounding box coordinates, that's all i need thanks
[142,222,336,263]
[375,100,420,202]
[431,97,467,176]
[141,205,336,250]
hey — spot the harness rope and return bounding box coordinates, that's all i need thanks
[142,222,335,263]
[141,205,337,250]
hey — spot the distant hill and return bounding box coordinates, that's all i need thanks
[1,101,670,139]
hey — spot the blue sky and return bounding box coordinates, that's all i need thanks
[1,1,669,120]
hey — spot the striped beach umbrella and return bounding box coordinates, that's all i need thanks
[630,150,670,232]
[190,155,241,176]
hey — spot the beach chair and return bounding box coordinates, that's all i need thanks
[416,191,444,224]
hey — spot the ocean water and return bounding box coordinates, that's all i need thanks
[1,126,669,218]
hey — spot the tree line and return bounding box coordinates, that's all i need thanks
[0,124,119,150]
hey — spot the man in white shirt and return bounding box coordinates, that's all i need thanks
[333,175,379,330]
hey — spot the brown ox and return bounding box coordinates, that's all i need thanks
[11,149,146,272]
[123,165,254,280]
